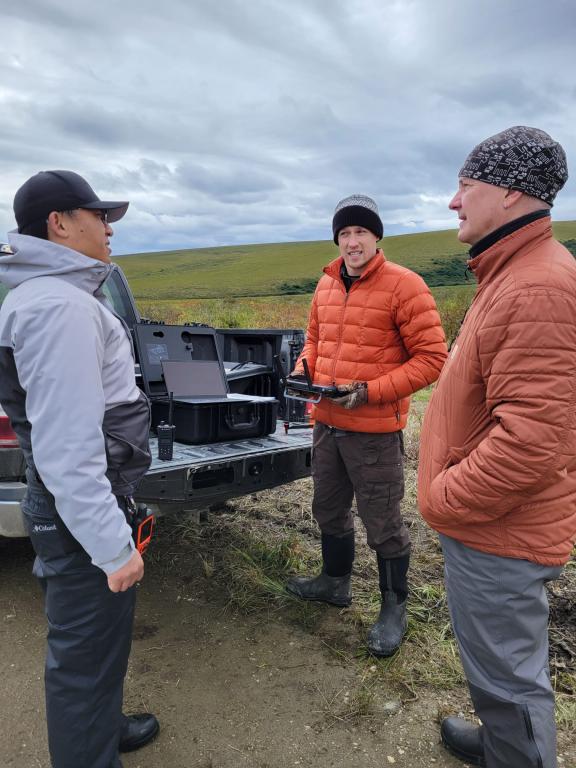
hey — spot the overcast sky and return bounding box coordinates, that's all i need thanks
[1,0,575,254]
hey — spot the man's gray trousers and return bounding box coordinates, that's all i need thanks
[23,489,135,768]
[440,534,562,768]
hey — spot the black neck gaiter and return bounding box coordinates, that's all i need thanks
[469,209,550,259]
[340,262,361,293]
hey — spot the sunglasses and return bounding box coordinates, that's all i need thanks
[91,210,109,224]
[54,209,109,224]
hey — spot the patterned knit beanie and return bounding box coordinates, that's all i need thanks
[459,126,568,205]
[332,194,383,243]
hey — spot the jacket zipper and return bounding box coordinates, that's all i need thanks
[331,284,349,384]
[329,259,378,392]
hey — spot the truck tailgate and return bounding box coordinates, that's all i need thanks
[136,423,313,512]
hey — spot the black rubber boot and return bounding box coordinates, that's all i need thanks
[366,554,409,657]
[286,571,352,606]
[286,531,354,607]
[440,717,486,766]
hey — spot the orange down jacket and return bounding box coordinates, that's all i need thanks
[418,216,576,566]
[296,250,447,432]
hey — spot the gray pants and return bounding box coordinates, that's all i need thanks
[440,534,562,768]
[23,490,135,768]
[311,422,410,557]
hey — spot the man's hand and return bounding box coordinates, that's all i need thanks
[108,550,144,593]
[332,381,368,409]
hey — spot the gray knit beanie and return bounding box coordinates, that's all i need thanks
[332,194,383,243]
[459,126,568,205]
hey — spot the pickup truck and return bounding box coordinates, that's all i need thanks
[0,265,313,537]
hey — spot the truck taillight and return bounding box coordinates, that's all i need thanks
[0,414,19,448]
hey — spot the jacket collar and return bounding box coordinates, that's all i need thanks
[467,215,553,286]
[324,249,386,284]
[0,232,112,294]
[469,209,550,259]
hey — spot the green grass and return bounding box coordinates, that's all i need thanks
[556,691,576,730]
[136,284,474,347]
[116,221,576,300]
[136,294,313,329]
[193,507,466,694]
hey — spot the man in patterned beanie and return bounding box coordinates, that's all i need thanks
[285,193,447,656]
[418,126,574,767]
[459,125,567,204]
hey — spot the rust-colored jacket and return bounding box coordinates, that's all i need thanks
[296,250,447,432]
[418,217,576,566]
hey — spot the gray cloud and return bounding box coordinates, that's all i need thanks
[1,0,574,254]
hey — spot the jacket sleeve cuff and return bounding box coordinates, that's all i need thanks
[95,540,135,575]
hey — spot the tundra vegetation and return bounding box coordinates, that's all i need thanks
[121,224,576,746]
[119,222,576,344]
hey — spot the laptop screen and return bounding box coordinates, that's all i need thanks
[161,360,227,398]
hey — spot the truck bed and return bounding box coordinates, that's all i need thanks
[0,423,312,537]
[0,265,312,536]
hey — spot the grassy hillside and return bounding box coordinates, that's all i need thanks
[116,221,576,300]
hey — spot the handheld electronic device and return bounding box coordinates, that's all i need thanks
[157,391,176,460]
[281,357,340,403]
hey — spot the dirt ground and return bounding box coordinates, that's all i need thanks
[1,497,575,768]
[0,534,464,768]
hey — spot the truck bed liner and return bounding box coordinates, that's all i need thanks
[146,427,313,473]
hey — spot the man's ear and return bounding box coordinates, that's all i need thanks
[502,188,524,210]
[46,211,69,240]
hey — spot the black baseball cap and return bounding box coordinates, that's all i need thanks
[14,170,129,232]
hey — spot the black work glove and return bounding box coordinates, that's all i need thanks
[331,382,368,409]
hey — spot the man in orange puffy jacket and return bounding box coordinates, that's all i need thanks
[418,126,573,768]
[286,194,447,655]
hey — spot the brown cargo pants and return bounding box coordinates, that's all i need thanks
[311,422,410,557]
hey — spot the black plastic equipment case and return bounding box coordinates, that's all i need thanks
[216,329,307,423]
[133,323,278,445]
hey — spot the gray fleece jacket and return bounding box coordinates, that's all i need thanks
[0,233,151,574]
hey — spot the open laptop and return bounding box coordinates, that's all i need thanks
[161,360,228,400]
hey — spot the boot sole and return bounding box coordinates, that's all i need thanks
[285,585,351,607]
[441,735,486,767]
[366,643,401,658]
[366,620,407,658]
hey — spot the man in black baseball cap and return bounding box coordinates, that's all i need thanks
[0,171,159,767]
[11,170,130,265]
[14,169,129,238]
